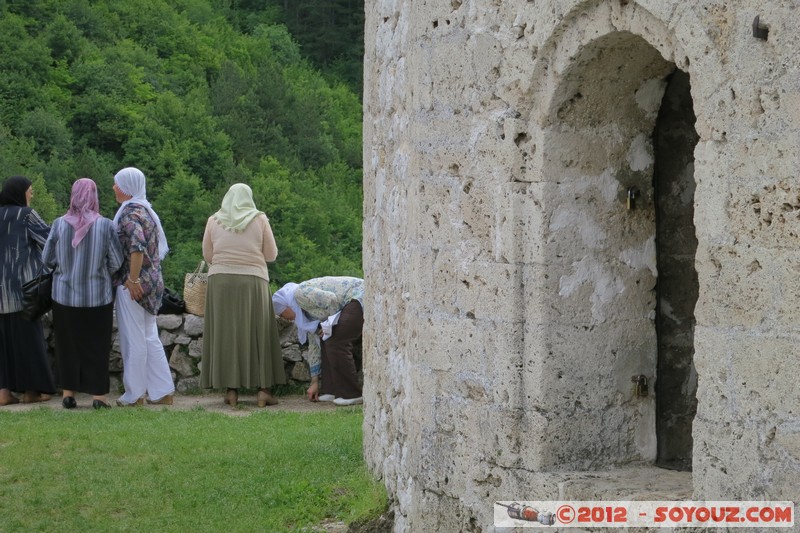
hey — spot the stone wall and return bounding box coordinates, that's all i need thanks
[41,313,313,393]
[363,0,800,531]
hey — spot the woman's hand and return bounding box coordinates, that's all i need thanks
[126,252,145,301]
[307,380,320,402]
[124,278,143,301]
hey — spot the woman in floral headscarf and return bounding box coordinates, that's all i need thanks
[112,167,175,407]
[0,176,55,406]
[200,183,285,407]
[43,178,123,409]
[272,277,364,406]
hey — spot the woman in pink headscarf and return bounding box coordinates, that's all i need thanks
[43,178,124,409]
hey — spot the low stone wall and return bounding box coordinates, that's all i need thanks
[41,313,313,393]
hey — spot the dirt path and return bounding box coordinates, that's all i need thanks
[1,392,347,415]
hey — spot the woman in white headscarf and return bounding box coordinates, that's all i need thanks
[200,183,285,407]
[271,283,320,399]
[112,167,175,406]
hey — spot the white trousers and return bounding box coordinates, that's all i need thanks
[116,286,175,403]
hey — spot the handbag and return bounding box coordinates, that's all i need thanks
[159,287,186,315]
[20,266,54,321]
[183,260,208,316]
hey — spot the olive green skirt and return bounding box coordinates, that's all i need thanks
[200,274,286,389]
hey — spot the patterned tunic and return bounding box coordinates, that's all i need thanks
[43,217,124,308]
[0,206,50,313]
[294,276,364,377]
[113,204,164,315]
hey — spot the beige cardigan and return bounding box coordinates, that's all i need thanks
[202,213,277,281]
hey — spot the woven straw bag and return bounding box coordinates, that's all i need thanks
[183,260,208,316]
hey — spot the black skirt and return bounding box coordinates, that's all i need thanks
[0,311,56,394]
[52,302,114,395]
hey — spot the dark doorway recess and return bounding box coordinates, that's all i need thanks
[653,69,700,472]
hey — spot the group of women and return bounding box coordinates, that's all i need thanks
[0,169,174,409]
[1,172,363,409]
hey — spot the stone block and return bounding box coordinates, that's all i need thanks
[494,182,547,264]
[159,331,176,346]
[183,314,204,336]
[278,319,298,346]
[169,346,197,378]
[692,419,766,499]
[290,361,311,382]
[694,326,800,419]
[453,261,524,322]
[281,344,303,363]
[188,339,203,358]
[156,314,183,330]
[176,376,201,393]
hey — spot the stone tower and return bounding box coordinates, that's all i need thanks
[362,1,800,530]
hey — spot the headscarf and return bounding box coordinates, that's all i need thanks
[112,167,169,260]
[212,183,263,233]
[63,178,101,247]
[272,282,320,346]
[0,176,32,207]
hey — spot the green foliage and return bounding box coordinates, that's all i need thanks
[260,0,365,95]
[0,0,364,294]
[151,170,214,289]
[28,174,60,222]
[251,157,362,287]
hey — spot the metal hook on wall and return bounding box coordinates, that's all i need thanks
[753,16,769,40]
[626,186,639,210]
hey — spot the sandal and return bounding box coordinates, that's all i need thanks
[146,395,174,405]
[115,397,144,407]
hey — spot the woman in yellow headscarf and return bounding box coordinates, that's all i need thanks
[200,184,285,407]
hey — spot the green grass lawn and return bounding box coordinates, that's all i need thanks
[0,407,386,532]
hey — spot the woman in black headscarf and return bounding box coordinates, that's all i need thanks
[0,176,56,406]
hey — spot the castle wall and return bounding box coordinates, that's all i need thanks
[363,1,800,530]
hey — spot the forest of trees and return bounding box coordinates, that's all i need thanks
[0,0,365,291]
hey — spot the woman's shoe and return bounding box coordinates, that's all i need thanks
[224,389,238,407]
[257,389,278,407]
[115,397,144,407]
[92,400,111,410]
[146,395,173,405]
[62,396,77,409]
[317,394,336,402]
[332,397,363,406]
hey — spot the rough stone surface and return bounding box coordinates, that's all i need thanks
[362,1,800,530]
[183,314,204,336]
[169,345,196,378]
[156,314,183,330]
